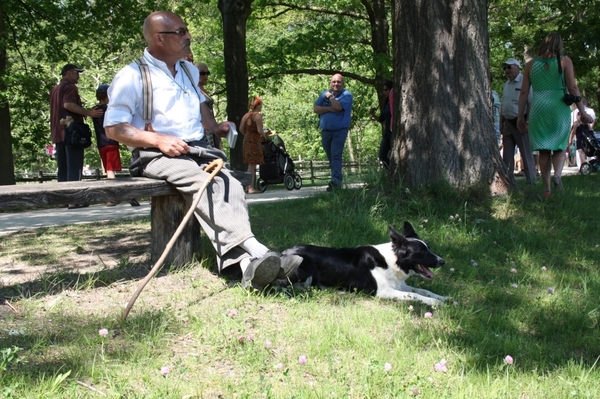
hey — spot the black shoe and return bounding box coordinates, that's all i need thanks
[129,199,141,207]
[326,181,341,192]
[277,254,303,279]
[241,252,281,290]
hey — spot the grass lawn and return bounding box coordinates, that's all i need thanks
[1,171,600,398]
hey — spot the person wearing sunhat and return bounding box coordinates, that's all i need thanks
[500,57,536,184]
[49,64,104,208]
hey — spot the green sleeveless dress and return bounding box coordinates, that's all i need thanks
[528,57,572,151]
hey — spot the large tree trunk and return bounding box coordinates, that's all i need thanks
[0,4,15,186]
[218,0,253,171]
[391,0,511,194]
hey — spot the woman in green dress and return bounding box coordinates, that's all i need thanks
[517,33,592,197]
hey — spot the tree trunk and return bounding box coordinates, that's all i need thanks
[0,4,15,186]
[391,0,511,194]
[218,0,253,171]
[362,0,391,107]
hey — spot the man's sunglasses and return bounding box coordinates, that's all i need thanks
[503,65,513,70]
[200,71,211,76]
[159,28,189,36]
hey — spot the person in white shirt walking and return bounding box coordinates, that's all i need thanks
[500,58,536,184]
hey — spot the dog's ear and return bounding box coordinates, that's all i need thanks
[389,224,409,247]
[401,221,419,239]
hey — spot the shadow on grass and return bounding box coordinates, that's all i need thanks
[410,177,600,371]
[3,175,600,379]
[1,309,182,388]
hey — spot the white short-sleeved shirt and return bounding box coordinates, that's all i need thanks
[104,48,206,142]
[501,73,532,119]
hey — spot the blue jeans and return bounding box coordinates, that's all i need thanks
[55,141,84,182]
[321,129,348,184]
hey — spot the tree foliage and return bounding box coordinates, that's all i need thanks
[1,0,168,183]
[1,0,599,190]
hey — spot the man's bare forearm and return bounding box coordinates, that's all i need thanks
[64,102,103,118]
[314,105,334,114]
[201,103,231,137]
[105,123,154,147]
[105,123,191,157]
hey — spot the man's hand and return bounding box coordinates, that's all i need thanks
[517,117,528,134]
[156,135,190,157]
[87,108,104,118]
[214,122,233,138]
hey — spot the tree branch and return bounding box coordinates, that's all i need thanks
[252,68,375,85]
[259,2,366,20]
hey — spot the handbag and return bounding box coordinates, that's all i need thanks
[65,121,92,148]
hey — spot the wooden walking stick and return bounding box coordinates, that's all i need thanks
[122,158,224,321]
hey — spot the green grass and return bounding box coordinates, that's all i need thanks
[1,172,600,398]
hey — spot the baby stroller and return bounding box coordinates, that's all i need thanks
[579,128,600,175]
[256,134,302,192]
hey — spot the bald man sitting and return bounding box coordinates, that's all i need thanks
[104,11,301,290]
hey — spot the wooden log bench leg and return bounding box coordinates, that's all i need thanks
[151,193,201,266]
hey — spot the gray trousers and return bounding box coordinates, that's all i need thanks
[502,118,537,184]
[141,146,253,273]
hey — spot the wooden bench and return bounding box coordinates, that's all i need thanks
[0,173,251,266]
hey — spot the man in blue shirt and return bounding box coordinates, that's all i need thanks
[314,74,353,191]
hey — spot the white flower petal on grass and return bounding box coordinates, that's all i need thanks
[511,283,518,288]
[510,268,517,273]
[264,339,272,348]
[547,287,555,295]
[542,266,547,271]
[275,363,283,370]
[98,328,108,336]
[384,362,392,372]
[424,312,433,318]
[434,359,448,373]
[504,355,514,365]
[160,366,171,376]
[298,354,307,365]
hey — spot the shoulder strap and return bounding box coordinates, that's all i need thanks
[179,61,200,97]
[556,55,568,94]
[179,61,204,119]
[135,58,153,125]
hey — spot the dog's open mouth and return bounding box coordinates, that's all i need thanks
[415,264,435,279]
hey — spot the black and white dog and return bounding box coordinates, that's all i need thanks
[278,222,447,306]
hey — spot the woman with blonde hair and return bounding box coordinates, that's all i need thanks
[240,96,269,194]
[195,61,222,149]
[517,33,593,197]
